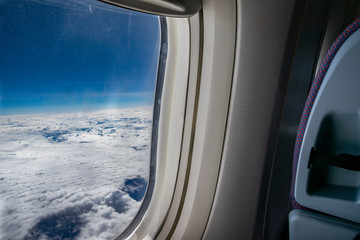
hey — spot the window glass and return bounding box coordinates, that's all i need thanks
[0,0,160,239]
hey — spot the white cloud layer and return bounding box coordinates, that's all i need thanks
[0,107,152,240]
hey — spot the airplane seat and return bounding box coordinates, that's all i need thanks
[289,18,360,239]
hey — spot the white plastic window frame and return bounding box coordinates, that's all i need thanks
[158,1,236,239]
[118,16,191,240]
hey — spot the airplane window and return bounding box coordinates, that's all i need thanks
[0,0,161,239]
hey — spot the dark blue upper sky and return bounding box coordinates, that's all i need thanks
[0,0,160,114]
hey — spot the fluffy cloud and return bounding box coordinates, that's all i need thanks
[0,107,152,240]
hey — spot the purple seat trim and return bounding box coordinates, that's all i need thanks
[290,18,360,210]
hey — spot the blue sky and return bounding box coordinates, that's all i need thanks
[0,0,160,115]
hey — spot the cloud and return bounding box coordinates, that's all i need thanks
[23,203,93,240]
[41,130,70,143]
[0,106,152,239]
[104,190,130,214]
